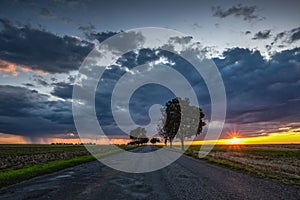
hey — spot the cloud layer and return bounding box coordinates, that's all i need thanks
[0,18,299,140]
[0,85,74,137]
[0,44,299,139]
[0,18,94,74]
[212,5,260,21]
[252,30,271,40]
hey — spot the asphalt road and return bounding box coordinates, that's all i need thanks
[0,146,299,200]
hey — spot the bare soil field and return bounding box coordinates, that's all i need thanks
[0,145,90,171]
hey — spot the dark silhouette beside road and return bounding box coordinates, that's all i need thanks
[158,97,206,150]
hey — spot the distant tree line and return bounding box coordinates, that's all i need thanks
[51,142,96,145]
[150,137,160,144]
[127,127,160,146]
[127,97,206,150]
[127,127,149,145]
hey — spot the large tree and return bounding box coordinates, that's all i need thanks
[158,97,206,150]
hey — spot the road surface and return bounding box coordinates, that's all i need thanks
[0,146,299,200]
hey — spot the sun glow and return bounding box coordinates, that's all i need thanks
[228,137,242,144]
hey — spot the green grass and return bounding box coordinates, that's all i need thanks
[0,154,95,188]
[0,145,137,188]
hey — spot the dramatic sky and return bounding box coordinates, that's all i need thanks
[0,0,299,144]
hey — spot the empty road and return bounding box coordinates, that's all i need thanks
[0,146,299,200]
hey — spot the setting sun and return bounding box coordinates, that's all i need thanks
[229,137,242,144]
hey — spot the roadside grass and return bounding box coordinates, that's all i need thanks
[183,144,300,186]
[202,156,300,187]
[0,145,137,188]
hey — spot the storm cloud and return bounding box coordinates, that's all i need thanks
[274,27,300,44]
[0,18,94,74]
[96,46,298,137]
[214,47,300,136]
[212,5,260,21]
[84,31,119,43]
[2,46,298,138]
[51,82,73,99]
[0,85,75,136]
[252,30,271,40]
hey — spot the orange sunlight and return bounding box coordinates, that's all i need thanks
[228,137,242,144]
[1,128,300,145]
[0,132,131,145]
[191,129,300,146]
[223,129,244,145]
[0,60,47,77]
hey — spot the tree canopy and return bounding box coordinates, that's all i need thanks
[150,137,160,144]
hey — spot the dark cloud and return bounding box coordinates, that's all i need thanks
[50,75,77,99]
[93,31,145,53]
[274,31,286,42]
[40,8,53,17]
[277,45,285,48]
[51,77,58,82]
[0,85,45,118]
[31,75,49,87]
[169,36,193,44]
[0,45,299,138]
[245,31,251,35]
[51,82,73,99]
[0,85,75,136]
[270,27,300,50]
[212,5,260,21]
[23,83,35,87]
[36,79,49,87]
[78,24,96,32]
[0,18,94,74]
[71,48,209,135]
[289,27,300,43]
[214,47,300,135]
[84,31,119,43]
[252,30,271,40]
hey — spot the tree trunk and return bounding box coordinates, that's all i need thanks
[169,138,173,148]
[180,137,184,151]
